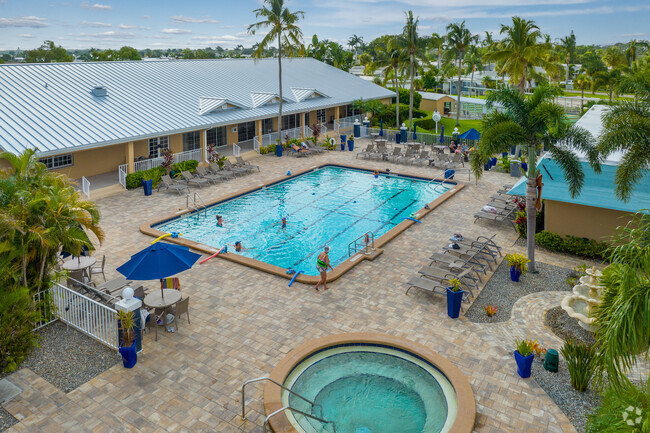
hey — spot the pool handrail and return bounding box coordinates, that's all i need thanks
[240,376,323,421]
[263,406,336,433]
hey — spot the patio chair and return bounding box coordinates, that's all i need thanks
[290,144,311,157]
[223,159,249,175]
[181,171,210,188]
[474,206,518,231]
[405,275,446,297]
[429,251,488,275]
[195,166,222,184]
[235,156,260,172]
[89,255,106,282]
[158,174,190,195]
[208,163,236,180]
[356,144,374,159]
[396,148,415,164]
[411,150,430,166]
[171,297,190,328]
[303,141,325,154]
[368,144,387,160]
[417,265,479,297]
[385,147,403,162]
[444,153,464,169]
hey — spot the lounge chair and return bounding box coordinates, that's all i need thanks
[396,148,415,164]
[356,144,374,159]
[385,147,403,162]
[235,155,260,172]
[417,265,479,297]
[368,144,387,160]
[444,153,464,169]
[405,276,446,297]
[291,144,310,157]
[195,166,223,184]
[223,159,249,175]
[303,141,325,154]
[429,251,487,275]
[181,170,210,188]
[158,174,190,195]
[474,206,518,231]
[208,163,236,179]
[411,150,430,166]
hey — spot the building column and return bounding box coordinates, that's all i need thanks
[200,129,207,165]
[300,112,305,138]
[256,119,262,147]
[126,141,134,174]
[334,106,340,132]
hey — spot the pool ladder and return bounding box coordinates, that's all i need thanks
[240,377,336,432]
[348,232,375,257]
[185,192,207,219]
[427,172,451,193]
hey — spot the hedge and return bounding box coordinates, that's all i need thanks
[124,159,198,190]
[374,104,428,127]
[387,87,422,109]
[535,230,608,260]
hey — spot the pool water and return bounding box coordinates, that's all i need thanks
[155,166,449,275]
[283,346,455,433]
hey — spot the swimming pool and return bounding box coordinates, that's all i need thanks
[152,165,453,277]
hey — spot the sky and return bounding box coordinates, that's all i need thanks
[0,0,648,51]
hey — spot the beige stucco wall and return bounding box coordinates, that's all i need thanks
[544,200,633,242]
[420,96,454,113]
[50,142,127,179]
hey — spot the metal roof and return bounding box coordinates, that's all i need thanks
[0,58,394,156]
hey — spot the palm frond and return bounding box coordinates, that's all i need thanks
[546,145,585,198]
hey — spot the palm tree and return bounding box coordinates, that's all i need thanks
[597,76,650,201]
[602,46,627,69]
[445,20,478,126]
[348,34,363,62]
[625,39,648,67]
[559,31,576,84]
[248,0,304,137]
[592,69,622,102]
[470,86,599,272]
[400,11,428,130]
[485,17,556,93]
[375,40,409,127]
[430,32,445,70]
[464,46,483,96]
[574,73,591,112]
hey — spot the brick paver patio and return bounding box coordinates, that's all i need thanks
[4,143,591,432]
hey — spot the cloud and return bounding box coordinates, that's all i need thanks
[79,2,112,10]
[74,31,135,39]
[0,16,50,28]
[171,15,218,24]
[80,20,112,27]
[118,24,149,30]
[18,33,35,38]
[220,25,234,29]
[161,28,192,34]
[618,32,649,38]
[141,15,151,19]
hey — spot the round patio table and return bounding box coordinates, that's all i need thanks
[62,256,97,272]
[144,289,182,332]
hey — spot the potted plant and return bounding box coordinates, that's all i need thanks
[505,253,530,282]
[446,278,465,319]
[514,339,535,378]
[141,172,153,196]
[160,148,173,175]
[117,310,137,368]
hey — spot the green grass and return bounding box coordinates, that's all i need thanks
[405,110,483,134]
[562,91,633,102]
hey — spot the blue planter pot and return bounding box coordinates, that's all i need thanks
[514,350,534,378]
[490,157,497,167]
[510,266,521,282]
[119,341,137,368]
[510,146,517,155]
[347,140,354,151]
[483,162,491,171]
[142,179,153,196]
[275,144,283,157]
[521,162,528,172]
[446,287,464,319]
[502,152,508,158]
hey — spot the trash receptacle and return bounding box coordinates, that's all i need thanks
[400,124,407,143]
[353,119,361,138]
[510,161,521,177]
[275,143,283,157]
[396,132,401,144]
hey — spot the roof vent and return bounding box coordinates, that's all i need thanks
[91,86,107,97]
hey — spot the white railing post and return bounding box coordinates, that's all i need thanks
[118,164,128,188]
[81,176,90,199]
[233,143,241,157]
[253,137,260,153]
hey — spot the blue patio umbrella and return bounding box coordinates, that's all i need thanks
[459,128,481,141]
[379,119,384,137]
[413,123,417,140]
[439,126,445,144]
[116,242,201,282]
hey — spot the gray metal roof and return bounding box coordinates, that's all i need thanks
[0,58,394,156]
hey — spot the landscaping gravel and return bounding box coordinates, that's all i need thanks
[465,261,573,323]
[20,321,121,393]
[0,407,18,432]
[531,357,600,433]
[545,306,596,346]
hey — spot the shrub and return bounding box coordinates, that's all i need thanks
[259,146,268,155]
[125,167,165,189]
[505,253,530,273]
[0,284,42,373]
[515,339,535,357]
[561,339,595,392]
[535,231,608,260]
[171,160,198,173]
[375,104,427,127]
[387,87,422,108]
[587,380,650,433]
[484,305,498,317]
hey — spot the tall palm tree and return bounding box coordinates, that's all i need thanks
[348,34,363,62]
[375,39,409,127]
[248,0,304,136]
[430,32,445,70]
[470,86,599,272]
[485,17,556,93]
[464,46,483,96]
[574,73,591,112]
[625,39,648,67]
[602,46,627,69]
[592,69,622,102]
[400,11,428,130]
[445,20,478,126]
[559,31,576,84]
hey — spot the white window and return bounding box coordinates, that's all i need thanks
[39,153,73,169]
[316,109,326,124]
[182,131,201,151]
[148,136,169,157]
[206,127,227,148]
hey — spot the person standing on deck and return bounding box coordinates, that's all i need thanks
[313,246,333,292]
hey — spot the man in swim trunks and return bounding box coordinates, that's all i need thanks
[313,246,333,292]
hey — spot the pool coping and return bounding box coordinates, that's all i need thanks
[264,332,476,433]
[140,163,464,285]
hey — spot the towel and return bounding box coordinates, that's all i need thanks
[482,205,498,214]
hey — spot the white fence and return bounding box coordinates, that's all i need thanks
[81,176,90,199]
[338,115,359,131]
[253,136,260,153]
[366,127,460,147]
[260,126,304,147]
[233,143,241,157]
[132,148,204,173]
[118,164,128,189]
[34,284,119,350]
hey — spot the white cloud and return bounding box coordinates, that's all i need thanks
[80,20,112,27]
[618,32,649,38]
[0,16,49,28]
[18,33,35,38]
[171,15,218,24]
[118,24,149,30]
[74,31,135,39]
[79,2,112,10]
[141,15,151,19]
[161,28,192,34]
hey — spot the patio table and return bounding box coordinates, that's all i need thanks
[433,145,447,153]
[62,256,97,281]
[144,289,182,332]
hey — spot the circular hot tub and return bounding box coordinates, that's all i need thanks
[264,333,475,433]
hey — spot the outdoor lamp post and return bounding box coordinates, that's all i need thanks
[432,110,441,134]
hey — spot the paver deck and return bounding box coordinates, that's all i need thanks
[4,144,591,432]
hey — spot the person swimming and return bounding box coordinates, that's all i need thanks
[216,215,224,227]
[231,241,255,252]
[281,217,287,229]
[373,170,380,178]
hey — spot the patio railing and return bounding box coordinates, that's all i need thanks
[366,127,465,147]
[81,176,90,199]
[260,126,304,147]
[253,136,260,153]
[132,148,204,173]
[233,143,241,157]
[118,164,128,189]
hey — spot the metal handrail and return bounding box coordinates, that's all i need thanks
[264,406,336,433]
[185,193,207,218]
[193,192,207,217]
[348,231,375,256]
[427,172,452,193]
[240,377,322,421]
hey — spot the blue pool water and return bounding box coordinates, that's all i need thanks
[283,346,455,433]
[155,166,449,276]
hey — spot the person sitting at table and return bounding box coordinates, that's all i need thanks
[449,141,458,153]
